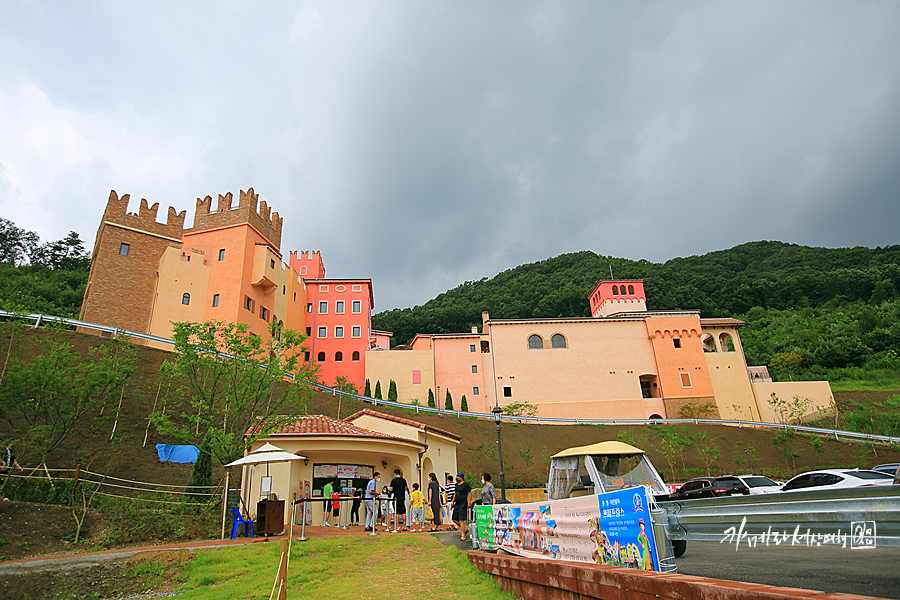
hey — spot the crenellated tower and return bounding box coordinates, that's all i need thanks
[288,250,326,279]
[80,190,187,334]
[191,188,283,251]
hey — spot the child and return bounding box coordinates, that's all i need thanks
[380,485,391,526]
[331,488,341,527]
[409,482,425,532]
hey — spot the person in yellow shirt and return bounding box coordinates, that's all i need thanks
[409,482,426,532]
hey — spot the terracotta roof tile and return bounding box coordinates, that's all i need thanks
[700,317,746,327]
[264,414,425,447]
[343,408,462,441]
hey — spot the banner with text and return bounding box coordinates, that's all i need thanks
[474,487,659,570]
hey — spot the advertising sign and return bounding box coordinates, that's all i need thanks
[475,487,659,571]
[337,465,358,478]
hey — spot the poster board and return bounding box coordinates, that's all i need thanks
[313,464,338,478]
[474,487,660,571]
[337,465,358,478]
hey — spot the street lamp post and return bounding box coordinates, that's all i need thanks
[491,404,507,503]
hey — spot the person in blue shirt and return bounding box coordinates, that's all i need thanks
[364,472,380,531]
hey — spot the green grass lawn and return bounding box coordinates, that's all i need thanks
[132,535,514,600]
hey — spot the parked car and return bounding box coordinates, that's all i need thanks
[781,469,894,492]
[732,474,782,495]
[667,476,750,500]
[871,463,898,476]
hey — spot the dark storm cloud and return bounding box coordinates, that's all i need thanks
[1,2,898,310]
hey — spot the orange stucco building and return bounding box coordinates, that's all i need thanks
[365,280,834,421]
[80,189,381,389]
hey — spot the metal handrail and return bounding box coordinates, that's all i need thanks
[4,309,898,445]
[656,485,900,547]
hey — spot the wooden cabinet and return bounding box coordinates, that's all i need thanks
[256,499,285,536]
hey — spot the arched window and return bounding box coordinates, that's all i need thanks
[701,333,717,353]
[182,293,190,305]
[335,351,343,362]
[719,333,735,352]
[528,335,544,349]
[551,334,567,349]
[317,351,325,362]
[352,351,360,362]
[612,285,619,295]
[481,340,490,353]
[628,285,635,295]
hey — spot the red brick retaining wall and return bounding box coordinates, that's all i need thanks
[467,552,880,600]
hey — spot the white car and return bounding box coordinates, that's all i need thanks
[733,474,782,495]
[781,469,894,492]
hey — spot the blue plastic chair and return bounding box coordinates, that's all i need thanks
[231,507,254,539]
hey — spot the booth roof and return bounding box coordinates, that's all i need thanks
[344,408,462,442]
[265,414,426,447]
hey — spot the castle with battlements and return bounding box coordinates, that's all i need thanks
[80,189,384,389]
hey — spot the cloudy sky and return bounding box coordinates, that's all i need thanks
[2,2,899,310]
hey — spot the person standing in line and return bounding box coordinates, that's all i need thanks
[364,472,380,532]
[409,482,425,532]
[322,479,334,526]
[451,472,473,542]
[427,472,442,532]
[330,485,342,527]
[445,474,456,530]
[350,487,362,526]
[389,468,408,531]
[481,472,497,505]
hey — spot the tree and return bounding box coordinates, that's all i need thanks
[460,395,468,412]
[427,389,435,408]
[0,326,136,468]
[769,352,802,381]
[334,376,358,420]
[502,400,538,417]
[364,379,371,397]
[150,321,316,467]
[445,389,453,410]
[29,231,91,271]
[374,381,382,400]
[388,380,398,403]
[0,218,39,266]
[185,429,214,501]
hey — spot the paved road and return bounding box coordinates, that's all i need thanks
[675,540,900,599]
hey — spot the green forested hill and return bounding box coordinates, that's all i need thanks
[373,241,900,345]
[371,242,900,384]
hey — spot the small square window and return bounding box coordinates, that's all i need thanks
[352,300,361,313]
[304,351,310,362]
[680,372,692,388]
[471,365,477,373]
[261,307,269,321]
[352,326,361,338]
[307,303,313,313]
[306,327,311,336]
[318,327,327,338]
[335,326,344,338]
[673,338,682,348]
[245,296,253,311]
[218,248,225,261]
[473,387,479,396]
[270,259,275,269]
[182,293,190,305]
[212,294,219,307]
[319,301,327,314]
[470,345,476,352]
[503,386,512,398]
[119,243,130,256]
[336,301,344,314]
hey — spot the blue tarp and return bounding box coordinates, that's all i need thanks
[156,444,199,463]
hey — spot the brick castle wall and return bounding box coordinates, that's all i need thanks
[80,191,186,333]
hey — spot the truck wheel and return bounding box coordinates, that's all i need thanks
[673,540,687,558]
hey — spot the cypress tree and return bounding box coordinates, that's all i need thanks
[427,388,435,408]
[445,389,453,410]
[460,395,468,412]
[364,379,371,397]
[185,429,214,502]
[374,380,382,399]
[388,380,398,402]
